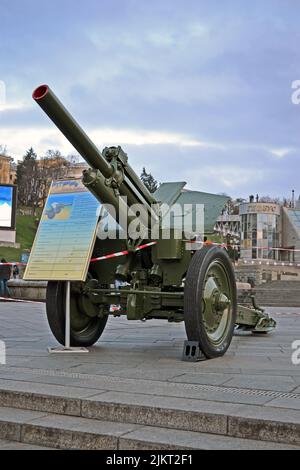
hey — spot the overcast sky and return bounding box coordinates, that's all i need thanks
[0,0,299,198]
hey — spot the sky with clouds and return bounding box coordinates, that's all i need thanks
[0,0,299,198]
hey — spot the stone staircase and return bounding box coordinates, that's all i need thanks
[255,281,300,307]
[0,388,299,450]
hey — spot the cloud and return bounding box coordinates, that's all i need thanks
[2,121,298,199]
[0,0,299,199]
[0,103,28,113]
[0,126,223,159]
[189,165,265,191]
[269,147,295,159]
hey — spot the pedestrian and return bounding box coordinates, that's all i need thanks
[13,264,19,279]
[0,259,11,297]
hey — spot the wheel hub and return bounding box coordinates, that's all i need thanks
[215,292,231,311]
[202,262,232,344]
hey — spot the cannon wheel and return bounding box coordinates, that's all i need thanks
[46,281,108,347]
[184,246,237,358]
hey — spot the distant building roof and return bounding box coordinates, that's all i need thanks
[154,182,229,233]
[0,154,12,161]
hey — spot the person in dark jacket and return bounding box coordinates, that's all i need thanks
[0,259,11,297]
[13,264,19,279]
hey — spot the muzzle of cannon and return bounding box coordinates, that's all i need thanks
[32,84,276,360]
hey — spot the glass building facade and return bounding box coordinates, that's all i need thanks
[239,203,280,260]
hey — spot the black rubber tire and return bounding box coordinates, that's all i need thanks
[184,246,237,358]
[46,281,108,347]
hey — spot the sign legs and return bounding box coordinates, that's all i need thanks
[48,281,89,354]
[65,281,71,349]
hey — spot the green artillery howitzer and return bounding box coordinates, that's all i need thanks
[32,85,276,360]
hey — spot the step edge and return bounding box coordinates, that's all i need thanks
[0,416,298,451]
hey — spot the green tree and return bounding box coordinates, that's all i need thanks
[140,167,158,193]
[16,148,39,211]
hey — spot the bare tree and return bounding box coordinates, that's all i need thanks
[37,153,70,207]
[258,195,281,204]
[66,153,82,164]
[0,144,7,155]
[45,149,63,158]
[17,148,70,213]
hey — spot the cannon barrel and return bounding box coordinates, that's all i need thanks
[33,85,113,178]
[32,85,157,233]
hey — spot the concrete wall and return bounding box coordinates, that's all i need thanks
[7,279,47,301]
[235,262,300,285]
[235,264,264,285]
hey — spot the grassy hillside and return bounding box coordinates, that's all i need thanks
[0,214,39,262]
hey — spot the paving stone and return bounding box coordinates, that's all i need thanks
[228,416,300,445]
[0,371,272,405]
[171,372,234,386]
[0,389,82,416]
[82,392,228,435]
[21,413,140,450]
[0,407,48,442]
[0,439,52,450]
[1,302,300,447]
[265,397,300,411]
[0,378,105,399]
[223,374,296,392]
[119,426,300,450]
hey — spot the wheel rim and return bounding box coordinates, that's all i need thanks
[64,283,101,339]
[202,259,233,346]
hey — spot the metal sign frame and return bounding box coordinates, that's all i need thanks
[0,184,17,231]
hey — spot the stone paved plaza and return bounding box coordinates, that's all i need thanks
[1,302,300,398]
[0,301,300,449]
